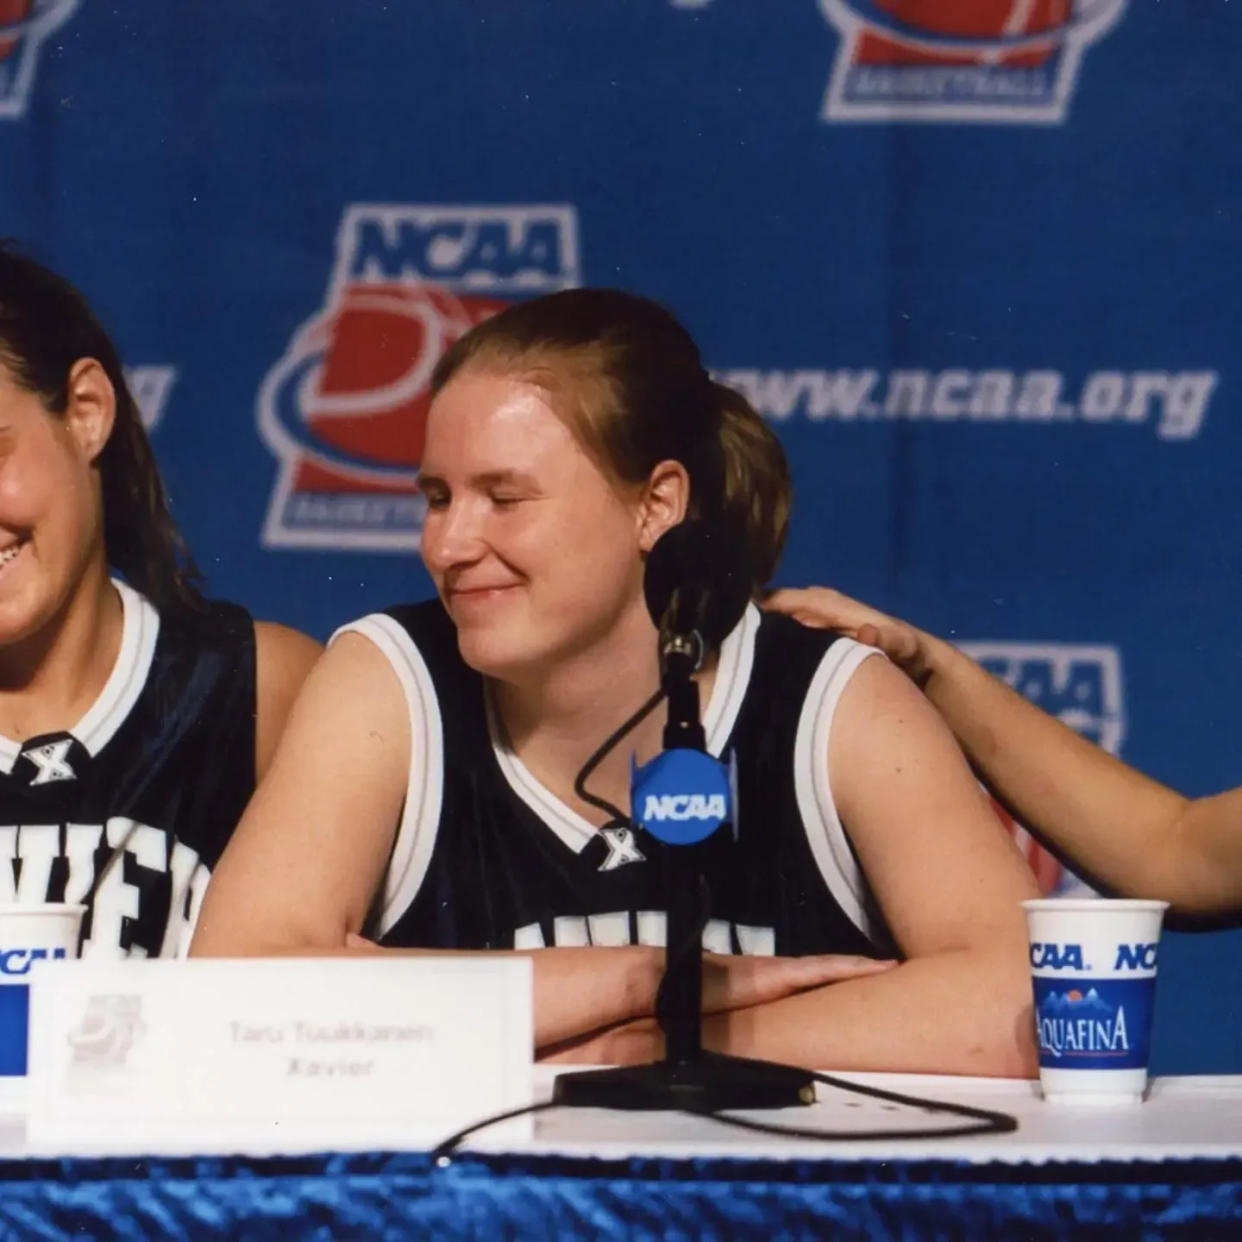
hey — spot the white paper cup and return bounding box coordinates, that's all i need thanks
[1022,898,1168,1106]
[0,904,85,1108]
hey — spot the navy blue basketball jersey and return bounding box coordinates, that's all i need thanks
[0,581,256,958]
[340,600,895,959]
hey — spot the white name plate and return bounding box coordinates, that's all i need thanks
[25,956,533,1155]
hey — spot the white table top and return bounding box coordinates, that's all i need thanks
[504,1068,1242,1165]
[3,1067,1241,1165]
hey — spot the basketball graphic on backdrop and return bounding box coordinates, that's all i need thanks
[819,0,1126,123]
[258,204,582,550]
[0,0,78,118]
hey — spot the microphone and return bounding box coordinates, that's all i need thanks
[642,521,751,659]
[633,520,745,837]
[554,519,814,1113]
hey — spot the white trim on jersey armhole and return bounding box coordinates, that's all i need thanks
[792,638,884,942]
[75,580,161,757]
[703,602,759,756]
[330,614,444,938]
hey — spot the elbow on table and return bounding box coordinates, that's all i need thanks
[189,932,278,958]
[190,919,351,959]
[972,969,1039,1080]
[190,936,345,959]
[984,1025,1039,1080]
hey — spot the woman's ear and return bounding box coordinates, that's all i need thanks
[64,358,116,464]
[637,459,691,553]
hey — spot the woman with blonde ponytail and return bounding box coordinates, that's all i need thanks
[194,289,1039,1078]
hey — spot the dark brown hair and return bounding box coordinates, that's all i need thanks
[430,288,791,592]
[0,242,203,612]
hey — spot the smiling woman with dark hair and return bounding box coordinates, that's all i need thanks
[193,288,1039,1077]
[0,244,319,955]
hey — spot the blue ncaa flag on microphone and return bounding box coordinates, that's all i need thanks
[631,749,733,846]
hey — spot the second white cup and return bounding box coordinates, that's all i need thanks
[1022,897,1168,1106]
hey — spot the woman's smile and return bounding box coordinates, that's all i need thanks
[446,582,523,614]
[0,538,29,581]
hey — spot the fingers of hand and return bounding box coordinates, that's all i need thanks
[759,588,799,611]
[763,587,869,635]
[857,622,919,667]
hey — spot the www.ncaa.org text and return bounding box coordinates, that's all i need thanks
[717,368,1216,441]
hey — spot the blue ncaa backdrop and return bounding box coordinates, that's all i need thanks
[0,0,1238,1073]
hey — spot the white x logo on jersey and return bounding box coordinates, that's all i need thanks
[25,739,77,786]
[597,825,645,872]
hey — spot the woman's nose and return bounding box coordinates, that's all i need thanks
[421,501,485,573]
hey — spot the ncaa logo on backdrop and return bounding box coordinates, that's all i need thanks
[960,642,1124,896]
[819,0,1126,124]
[258,204,581,550]
[0,0,78,118]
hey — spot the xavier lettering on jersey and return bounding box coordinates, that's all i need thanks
[513,911,777,955]
[0,818,211,958]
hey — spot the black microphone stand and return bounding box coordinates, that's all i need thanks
[553,630,815,1112]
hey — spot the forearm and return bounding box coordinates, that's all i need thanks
[529,946,659,1047]
[1167,791,1242,914]
[194,917,661,1050]
[920,635,1196,904]
[703,947,1037,1078]
[330,944,658,1049]
[361,944,657,1047]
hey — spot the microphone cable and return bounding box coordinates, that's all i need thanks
[429,1066,1017,1164]
[571,686,667,826]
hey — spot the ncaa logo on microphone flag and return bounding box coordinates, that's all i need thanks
[632,749,733,846]
[0,0,78,119]
[257,204,581,551]
[819,0,1126,124]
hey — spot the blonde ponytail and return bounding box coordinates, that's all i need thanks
[714,382,791,592]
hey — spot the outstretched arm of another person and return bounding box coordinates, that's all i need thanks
[193,633,894,1050]
[550,654,1042,1076]
[765,587,1242,915]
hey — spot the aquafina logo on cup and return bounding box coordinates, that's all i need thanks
[1022,898,1168,1106]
